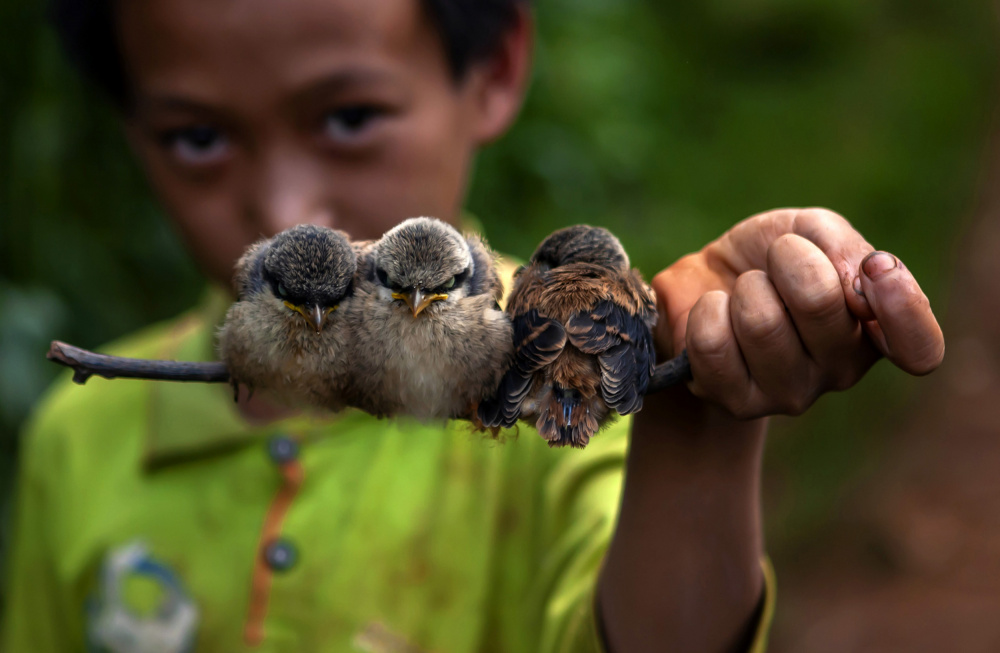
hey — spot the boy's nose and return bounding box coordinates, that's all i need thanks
[245,153,337,237]
[253,198,336,238]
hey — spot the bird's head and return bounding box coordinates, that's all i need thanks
[531,225,630,271]
[371,217,473,317]
[261,225,357,332]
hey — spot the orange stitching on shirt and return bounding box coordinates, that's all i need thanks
[244,459,304,646]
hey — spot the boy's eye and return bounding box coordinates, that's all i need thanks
[323,105,383,144]
[160,125,230,166]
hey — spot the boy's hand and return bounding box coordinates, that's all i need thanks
[651,207,945,419]
[602,207,943,653]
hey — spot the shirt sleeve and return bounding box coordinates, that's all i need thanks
[533,418,776,653]
[0,393,83,652]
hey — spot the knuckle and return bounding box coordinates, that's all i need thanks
[728,404,754,420]
[650,267,674,295]
[825,367,860,392]
[731,270,785,343]
[767,238,846,320]
[728,396,766,421]
[715,381,765,420]
[687,319,731,360]
[734,268,769,289]
[770,232,806,256]
[766,233,807,271]
[734,302,786,344]
[687,291,730,354]
[791,277,845,323]
[781,388,814,416]
[794,207,848,232]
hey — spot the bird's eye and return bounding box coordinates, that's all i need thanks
[277,283,288,298]
[443,276,456,290]
[375,268,390,287]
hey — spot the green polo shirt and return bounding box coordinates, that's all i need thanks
[2,287,774,652]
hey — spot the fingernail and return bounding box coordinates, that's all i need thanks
[852,275,864,295]
[862,251,897,279]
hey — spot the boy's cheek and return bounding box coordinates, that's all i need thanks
[160,192,256,289]
[129,161,255,286]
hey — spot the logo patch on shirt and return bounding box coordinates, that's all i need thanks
[87,541,199,653]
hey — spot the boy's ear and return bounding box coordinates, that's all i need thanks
[468,5,534,145]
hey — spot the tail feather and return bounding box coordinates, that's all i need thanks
[535,387,600,448]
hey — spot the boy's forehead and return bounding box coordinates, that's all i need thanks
[118,0,445,101]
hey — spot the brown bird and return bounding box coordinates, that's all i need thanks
[343,217,512,421]
[217,224,358,409]
[478,225,657,448]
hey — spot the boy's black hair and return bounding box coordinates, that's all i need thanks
[49,0,527,107]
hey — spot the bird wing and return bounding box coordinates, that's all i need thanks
[564,273,657,415]
[478,308,566,428]
[465,233,505,303]
[232,238,272,299]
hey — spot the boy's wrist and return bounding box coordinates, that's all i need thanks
[604,384,767,653]
[630,384,768,463]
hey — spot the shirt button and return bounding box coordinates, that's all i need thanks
[267,435,299,464]
[264,539,298,572]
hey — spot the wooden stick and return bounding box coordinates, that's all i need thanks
[648,350,691,394]
[46,341,689,394]
[47,341,230,385]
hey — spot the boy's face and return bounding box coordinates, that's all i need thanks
[117,0,528,286]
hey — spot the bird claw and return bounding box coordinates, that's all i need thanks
[230,379,254,403]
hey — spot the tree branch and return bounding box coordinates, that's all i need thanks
[46,341,689,394]
[47,341,230,385]
[647,349,692,394]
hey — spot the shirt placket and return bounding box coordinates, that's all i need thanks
[244,433,304,646]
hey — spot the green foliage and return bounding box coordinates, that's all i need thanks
[0,1,203,593]
[0,0,996,595]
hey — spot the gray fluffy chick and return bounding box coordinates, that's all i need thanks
[217,224,358,409]
[344,217,513,421]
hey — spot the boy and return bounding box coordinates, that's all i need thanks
[1,0,944,651]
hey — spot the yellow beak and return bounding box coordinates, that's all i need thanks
[285,301,334,332]
[392,289,448,317]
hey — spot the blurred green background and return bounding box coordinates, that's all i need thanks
[0,0,996,619]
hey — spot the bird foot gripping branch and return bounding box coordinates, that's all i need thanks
[45,222,692,446]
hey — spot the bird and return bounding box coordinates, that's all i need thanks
[478,225,658,448]
[342,217,513,421]
[217,224,358,410]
